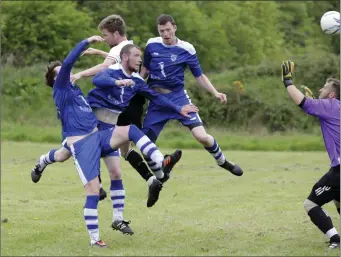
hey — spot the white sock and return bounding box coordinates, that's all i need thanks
[147,176,157,187]
[326,228,338,239]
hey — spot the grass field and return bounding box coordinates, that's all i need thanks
[1,141,340,256]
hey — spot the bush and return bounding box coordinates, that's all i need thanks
[1,1,98,67]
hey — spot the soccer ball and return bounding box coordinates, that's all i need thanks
[320,11,340,35]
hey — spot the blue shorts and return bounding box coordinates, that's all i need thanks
[70,129,119,185]
[62,122,120,158]
[142,89,203,142]
[97,120,120,157]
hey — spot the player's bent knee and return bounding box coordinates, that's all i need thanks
[55,149,72,162]
[304,199,318,213]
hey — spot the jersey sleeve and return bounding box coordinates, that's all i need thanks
[107,46,120,63]
[186,51,203,77]
[301,97,334,120]
[92,69,117,88]
[143,43,152,70]
[136,82,181,113]
[55,39,89,89]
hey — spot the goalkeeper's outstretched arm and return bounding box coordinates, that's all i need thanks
[286,85,305,105]
[281,60,305,106]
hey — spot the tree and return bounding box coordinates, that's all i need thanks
[1,1,97,66]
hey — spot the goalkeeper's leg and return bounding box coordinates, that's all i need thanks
[304,166,340,249]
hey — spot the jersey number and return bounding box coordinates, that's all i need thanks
[158,62,167,78]
[79,95,91,107]
[120,88,125,103]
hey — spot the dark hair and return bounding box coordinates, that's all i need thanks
[120,44,140,60]
[98,14,126,36]
[45,61,62,87]
[327,78,340,99]
[156,14,176,26]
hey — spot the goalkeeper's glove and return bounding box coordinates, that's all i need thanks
[301,85,315,99]
[281,60,294,88]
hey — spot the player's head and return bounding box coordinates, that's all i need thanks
[98,14,126,47]
[156,14,177,45]
[45,61,62,87]
[120,44,142,73]
[319,78,340,100]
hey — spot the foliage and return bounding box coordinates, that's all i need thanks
[1,1,340,133]
[1,1,97,66]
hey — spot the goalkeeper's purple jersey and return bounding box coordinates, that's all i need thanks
[143,37,203,92]
[301,97,340,167]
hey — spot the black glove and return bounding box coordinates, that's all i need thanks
[281,60,294,88]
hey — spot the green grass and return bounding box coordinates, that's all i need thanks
[1,141,339,256]
[1,122,324,151]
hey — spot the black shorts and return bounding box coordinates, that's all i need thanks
[117,94,145,129]
[307,165,340,206]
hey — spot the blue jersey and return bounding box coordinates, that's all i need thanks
[53,39,98,138]
[143,37,203,92]
[88,63,182,113]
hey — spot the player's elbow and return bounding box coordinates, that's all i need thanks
[92,75,103,87]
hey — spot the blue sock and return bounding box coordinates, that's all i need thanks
[110,180,125,221]
[84,195,100,243]
[38,149,57,170]
[204,139,226,165]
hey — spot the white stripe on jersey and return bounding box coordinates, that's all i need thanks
[146,37,196,55]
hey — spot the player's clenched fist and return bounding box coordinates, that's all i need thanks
[214,92,227,104]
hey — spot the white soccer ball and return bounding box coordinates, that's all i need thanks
[320,11,340,35]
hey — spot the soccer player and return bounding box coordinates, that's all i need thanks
[281,60,340,249]
[72,14,166,198]
[89,43,198,185]
[31,14,168,207]
[140,14,243,177]
[42,35,180,246]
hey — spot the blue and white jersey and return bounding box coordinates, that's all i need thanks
[88,63,181,113]
[143,37,203,92]
[53,40,98,138]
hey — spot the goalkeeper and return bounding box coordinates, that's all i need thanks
[281,60,340,249]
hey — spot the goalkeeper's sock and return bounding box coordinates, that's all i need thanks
[308,206,338,238]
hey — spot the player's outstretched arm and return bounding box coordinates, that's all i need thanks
[195,74,227,104]
[281,60,305,105]
[137,83,198,117]
[282,60,334,119]
[81,47,109,58]
[55,36,103,87]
